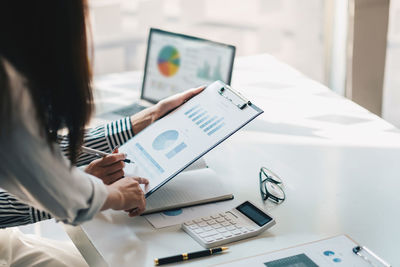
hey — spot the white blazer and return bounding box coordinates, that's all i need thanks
[0,59,108,225]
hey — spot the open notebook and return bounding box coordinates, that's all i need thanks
[142,161,233,215]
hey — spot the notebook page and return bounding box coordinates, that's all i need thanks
[144,168,232,213]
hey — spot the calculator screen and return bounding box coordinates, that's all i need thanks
[236,201,273,227]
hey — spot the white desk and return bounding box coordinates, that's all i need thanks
[66,54,400,266]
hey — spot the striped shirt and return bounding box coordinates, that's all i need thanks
[0,117,134,228]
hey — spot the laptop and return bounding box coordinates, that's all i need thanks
[104,28,236,118]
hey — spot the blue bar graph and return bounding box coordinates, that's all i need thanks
[200,116,217,129]
[204,117,224,132]
[166,142,187,159]
[196,115,209,125]
[135,143,164,173]
[193,111,207,122]
[184,104,200,116]
[188,108,202,118]
[208,122,225,136]
[184,105,225,135]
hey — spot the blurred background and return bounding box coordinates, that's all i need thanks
[90,0,326,82]
[88,0,400,128]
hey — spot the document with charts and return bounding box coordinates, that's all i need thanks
[119,80,263,197]
[213,235,389,267]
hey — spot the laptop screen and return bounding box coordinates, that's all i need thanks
[141,28,235,103]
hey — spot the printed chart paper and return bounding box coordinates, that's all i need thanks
[119,81,262,197]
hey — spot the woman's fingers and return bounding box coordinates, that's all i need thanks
[128,208,142,217]
[103,170,125,184]
[156,86,205,119]
[171,86,205,106]
[181,86,205,102]
[84,153,126,184]
[132,177,149,185]
[104,160,125,175]
[103,177,146,211]
[100,153,126,166]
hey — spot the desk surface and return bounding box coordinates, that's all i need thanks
[66,54,400,266]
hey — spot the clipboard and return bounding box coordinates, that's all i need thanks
[212,235,391,267]
[119,80,263,197]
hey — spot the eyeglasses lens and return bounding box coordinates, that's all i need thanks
[261,167,282,184]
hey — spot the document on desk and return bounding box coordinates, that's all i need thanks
[214,235,388,267]
[120,81,263,197]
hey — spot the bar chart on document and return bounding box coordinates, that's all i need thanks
[120,81,262,196]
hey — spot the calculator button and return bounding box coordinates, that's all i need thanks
[224,215,234,220]
[211,215,221,219]
[188,225,198,230]
[221,222,231,227]
[194,218,203,223]
[230,221,237,225]
[214,234,224,240]
[203,226,212,231]
[204,237,215,242]
[198,221,207,227]
[222,232,233,238]
[199,232,208,238]
[184,221,194,226]
[202,216,212,221]
[217,228,227,233]
[207,230,218,236]
[219,213,228,217]
[199,230,218,238]
[212,224,222,229]
[193,228,204,234]
[231,229,242,235]
[207,220,217,225]
[216,218,225,223]
[226,225,236,231]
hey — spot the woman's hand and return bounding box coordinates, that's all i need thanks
[102,177,149,216]
[130,86,205,134]
[154,86,205,120]
[84,148,126,185]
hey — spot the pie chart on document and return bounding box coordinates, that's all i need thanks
[152,130,179,151]
[163,209,183,216]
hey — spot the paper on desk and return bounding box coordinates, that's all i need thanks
[144,199,239,229]
[214,235,375,267]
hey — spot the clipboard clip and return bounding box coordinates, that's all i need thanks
[353,246,391,267]
[218,85,251,110]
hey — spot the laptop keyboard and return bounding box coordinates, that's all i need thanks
[111,103,147,117]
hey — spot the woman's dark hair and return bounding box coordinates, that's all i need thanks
[0,1,93,164]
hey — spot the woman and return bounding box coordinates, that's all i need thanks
[0,1,203,266]
[0,117,135,228]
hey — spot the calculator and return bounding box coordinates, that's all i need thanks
[182,201,276,248]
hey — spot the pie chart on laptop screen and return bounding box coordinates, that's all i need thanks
[157,45,180,77]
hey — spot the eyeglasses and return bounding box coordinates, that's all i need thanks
[259,167,285,203]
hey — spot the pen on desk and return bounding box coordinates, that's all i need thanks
[154,247,228,266]
[81,146,133,163]
[353,246,391,267]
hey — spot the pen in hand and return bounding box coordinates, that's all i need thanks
[81,146,134,163]
[154,247,228,266]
